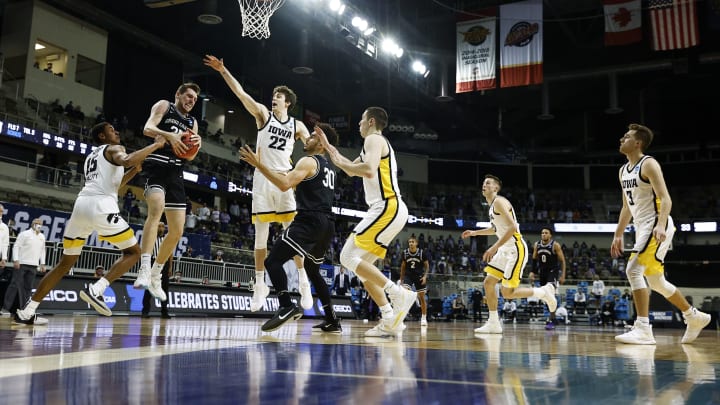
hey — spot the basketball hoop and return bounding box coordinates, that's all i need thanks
[238,0,286,39]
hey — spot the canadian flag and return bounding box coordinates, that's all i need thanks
[604,0,642,46]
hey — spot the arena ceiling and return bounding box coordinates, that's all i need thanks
[35,0,720,162]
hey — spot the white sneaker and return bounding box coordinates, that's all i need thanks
[133,264,151,289]
[298,275,313,310]
[615,345,656,376]
[682,345,716,383]
[615,320,656,345]
[148,271,167,302]
[365,319,405,337]
[0,308,10,318]
[420,317,428,326]
[387,286,417,332]
[250,282,269,312]
[681,308,711,344]
[474,321,503,334]
[541,283,557,313]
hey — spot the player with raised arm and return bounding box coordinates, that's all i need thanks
[204,54,314,312]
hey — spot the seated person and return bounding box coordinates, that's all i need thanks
[574,290,587,313]
[600,299,615,326]
[527,294,540,319]
[555,304,570,325]
[452,295,466,320]
[502,299,517,322]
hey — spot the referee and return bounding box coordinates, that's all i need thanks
[142,222,171,318]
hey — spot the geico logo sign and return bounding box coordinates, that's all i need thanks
[43,290,78,302]
[332,305,352,313]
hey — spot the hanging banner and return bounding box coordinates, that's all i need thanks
[499,0,543,88]
[456,17,496,93]
[603,0,642,46]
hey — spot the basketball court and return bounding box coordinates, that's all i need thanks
[1,316,718,403]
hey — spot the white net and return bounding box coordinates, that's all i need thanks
[238,0,286,39]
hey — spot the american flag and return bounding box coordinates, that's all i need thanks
[649,0,699,51]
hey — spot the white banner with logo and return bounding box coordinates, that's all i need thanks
[456,17,496,93]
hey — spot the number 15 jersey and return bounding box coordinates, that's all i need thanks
[78,144,123,200]
[257,112,297,172]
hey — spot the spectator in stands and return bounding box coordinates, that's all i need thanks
[214,250,223,262]
[50,99,64,114]
[185,210,198,231]
[219,210,230,233]
[229,201,240,220]
[182,246,194,258]
[196,202,210,223]
[210,206,220,228]
[44,62,53,73]
[123,202,138,220]
[471,288,484,322]
[64,100,74,115]
[123,189,136,214]
[574,289,587,313]
[33,61,40,69]
[202,275,210,285]
[600,298,615,326]
[452,294,466,320]
[94,265,105,279]
[502,299,517,323]
[527,292,540,319]
[555,303,570,325]
[591,274,605,306]
[171,271,183,283]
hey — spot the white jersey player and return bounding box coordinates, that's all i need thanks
[204,54,314,312]
[611,123,709,345]
[13,122,165,325]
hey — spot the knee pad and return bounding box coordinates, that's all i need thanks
[254,221,270,249]
[626,258,647,290]
[340,243,363,272]
[646,274,676,298]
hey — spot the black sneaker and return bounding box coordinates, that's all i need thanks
[320,321,342,334]
[13,312,35,325]
[312,320,330,329]
[79,284,112,316]
[141,312,151,318]
[261,305,303,332]
[161,312,171,319]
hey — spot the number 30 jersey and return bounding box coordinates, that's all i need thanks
[256,112,297,172]
[78,144,123,200]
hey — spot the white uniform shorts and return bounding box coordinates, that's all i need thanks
[353,197,408,259]
[485,234,529,289]
[630,216,675,276]
[63,196,137,255]
[251,170,296,224]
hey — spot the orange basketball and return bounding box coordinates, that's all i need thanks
[175,132,199,159]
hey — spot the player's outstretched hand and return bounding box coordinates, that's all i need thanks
[314,125,331,149]
[203,55,224,72]
[239,145,261,168]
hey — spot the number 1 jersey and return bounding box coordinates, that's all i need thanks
[257,112,297,172]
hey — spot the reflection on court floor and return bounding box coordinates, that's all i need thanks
[0,316,718,404]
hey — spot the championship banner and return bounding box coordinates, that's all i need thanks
[499,0,543,88]
[456,17,496,93]
[603,0,642,46]
[1,202,211,258]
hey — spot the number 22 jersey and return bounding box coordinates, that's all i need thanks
[256,112,297,172]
